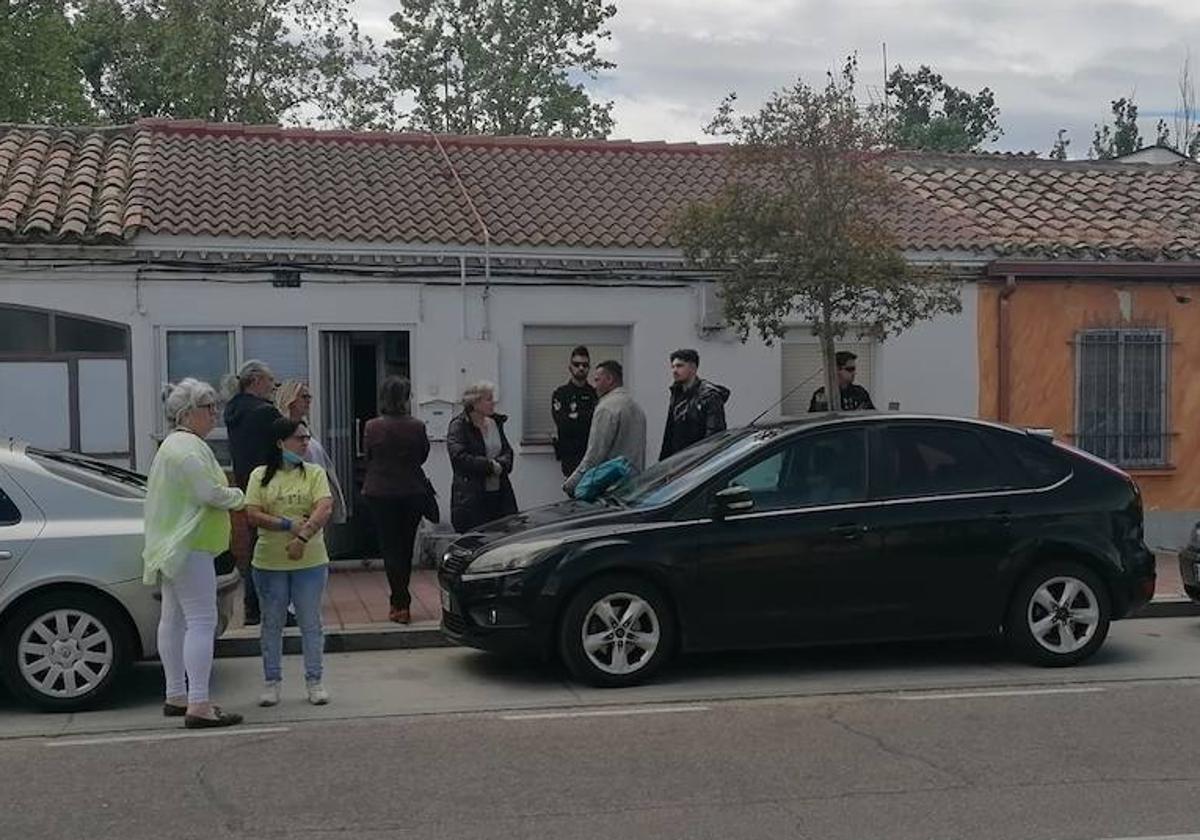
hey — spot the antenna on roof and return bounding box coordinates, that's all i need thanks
[749,368,824,426]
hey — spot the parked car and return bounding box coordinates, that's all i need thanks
[0,440,240,711]
[1177,527,1200,602]
[439,414,1156,687]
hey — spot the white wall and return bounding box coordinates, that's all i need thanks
[0,267,979,515]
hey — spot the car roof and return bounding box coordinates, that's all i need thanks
[749,412,1035,438]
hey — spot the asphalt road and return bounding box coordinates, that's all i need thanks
[4,617,1200,840]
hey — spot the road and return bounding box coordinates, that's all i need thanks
[3,616,1200,840]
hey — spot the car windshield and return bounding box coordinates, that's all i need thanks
[28,449,147,498]
[607,428,786,508]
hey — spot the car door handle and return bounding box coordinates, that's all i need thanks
[830,524,867,541]
[987,511,1013,526]
[0,551,12,560]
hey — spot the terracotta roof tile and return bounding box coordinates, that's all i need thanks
[1,121,1200,259]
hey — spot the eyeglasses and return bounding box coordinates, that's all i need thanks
[290,434,312,443]
[196,401,217,411]
[841,366,856,372]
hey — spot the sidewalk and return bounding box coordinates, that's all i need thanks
[215,551,1199,657]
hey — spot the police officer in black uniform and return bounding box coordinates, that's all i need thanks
[551,346,598,478]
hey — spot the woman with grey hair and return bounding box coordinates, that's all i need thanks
[446,380,517,533]
[362,376,431,623]
[143,378,249,728]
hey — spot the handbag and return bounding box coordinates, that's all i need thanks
[420,475,441,524]
[573,457,634,502]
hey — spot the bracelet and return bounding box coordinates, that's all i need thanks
[278,517,293,533]
[295,533,309,543]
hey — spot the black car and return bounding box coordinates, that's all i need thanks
[439,414,1157,687]
[1177,526,1200,603]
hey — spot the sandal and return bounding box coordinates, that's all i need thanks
[184,707,244,729]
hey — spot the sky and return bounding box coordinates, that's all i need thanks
[355,0,1200,157]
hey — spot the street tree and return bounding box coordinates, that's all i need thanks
[1172,55,1200,159]
[673,58,961,410]
[882,64,1002,152]
[0,1,94,123]
[1049,128,1070,160]
[384,0,617,137]
[71,0,390,127]
[1090,96,1144,159]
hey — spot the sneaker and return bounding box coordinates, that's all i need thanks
[258,681,281,707]
[306,680,330,705]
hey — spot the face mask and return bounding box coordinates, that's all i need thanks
[282,449,305,466]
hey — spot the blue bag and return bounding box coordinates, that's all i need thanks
[573,457,634,501]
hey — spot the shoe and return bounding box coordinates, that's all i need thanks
[244,611,261,627]
[306,681,330,705]
[183,707,244,729]
[388,607,411,624]
[258,681,282,707]
[162,702,187,718]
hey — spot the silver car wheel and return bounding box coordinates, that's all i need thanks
[581,592,661,676]
[1026,576,1100,656]
[17,609,115,699]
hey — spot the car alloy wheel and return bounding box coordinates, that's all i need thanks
[1026,576,1100,655]
[581,592,661,677]
[18,609,115,699]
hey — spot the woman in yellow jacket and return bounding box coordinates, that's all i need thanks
[143,379,248,728]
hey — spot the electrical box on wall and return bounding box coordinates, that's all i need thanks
[418,398,457,441]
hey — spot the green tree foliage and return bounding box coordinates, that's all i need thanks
[385,0,617,137]
[673,58,961,406]
[1049,128,1070,161]
[72,0,390,127]
[1090,96,1143,159]
[0,1,94,123]
[883,64,1002,152]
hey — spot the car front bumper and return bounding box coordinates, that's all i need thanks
[438,566,556,658]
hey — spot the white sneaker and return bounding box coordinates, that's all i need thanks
[258,681,281,707]
[306,680,330,705]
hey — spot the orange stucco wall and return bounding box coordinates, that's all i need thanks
[978,280,1200,512]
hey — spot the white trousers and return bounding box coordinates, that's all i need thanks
[157,550,217,704]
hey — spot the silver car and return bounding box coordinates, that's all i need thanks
[0,440,240,711]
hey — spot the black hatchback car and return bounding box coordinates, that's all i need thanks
[439,414,1156,687]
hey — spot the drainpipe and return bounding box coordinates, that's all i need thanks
[432,133,492,341]
[997,275,1017,423]
[458,255,467,340]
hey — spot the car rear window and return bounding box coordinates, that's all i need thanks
[1007,437,1072,488]
[0,486,20,525]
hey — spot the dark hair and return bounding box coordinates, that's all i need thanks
[835,351,858,369]
[378,375,412,416]
[670,348,700,366]
[595,359,623,383]
[262,418,304,487]
[570,345,590,360]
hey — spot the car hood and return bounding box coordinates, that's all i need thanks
[449,499,650,555]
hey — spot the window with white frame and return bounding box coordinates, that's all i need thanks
[522,326,630,443]
[780,336,876,416]
[1075,328,1169,468]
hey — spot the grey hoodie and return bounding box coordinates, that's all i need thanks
[564,387,647,494]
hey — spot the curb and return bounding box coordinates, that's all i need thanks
[1133,598,1200,619]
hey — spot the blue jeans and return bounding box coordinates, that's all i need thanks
[252,565,328,683]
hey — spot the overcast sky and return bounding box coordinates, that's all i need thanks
[356,0,1200,157]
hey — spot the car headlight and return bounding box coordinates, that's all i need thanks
[463,539,561,579]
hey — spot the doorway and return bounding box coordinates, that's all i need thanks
[320,330,411,558]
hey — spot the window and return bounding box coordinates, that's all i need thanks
[0,308,51,353]
[1005,436,1071,488]
[0,486,21,525]
[56,316,127,353]
[781,337,875,416]
[875,425,1007,498]
[243,327,309,382]
[167,331,234,392]
[1076,329,1168,467]
[726,428,868,511]
[522,326,629,443]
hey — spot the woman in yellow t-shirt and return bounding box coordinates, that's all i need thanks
[244,418,334,707]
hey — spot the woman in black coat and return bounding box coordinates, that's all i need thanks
[447,381,518,533]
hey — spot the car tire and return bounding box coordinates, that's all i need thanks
[1005,561,1111,667]
[0,590,134,712]
[559,574,676,688]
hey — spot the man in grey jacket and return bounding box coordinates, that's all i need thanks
[563,360,647,497]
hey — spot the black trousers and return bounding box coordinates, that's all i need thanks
[367,496,423,610]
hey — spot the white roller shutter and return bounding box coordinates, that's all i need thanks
[781,339,874,416]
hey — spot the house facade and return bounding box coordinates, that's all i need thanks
[1,121,1196,551]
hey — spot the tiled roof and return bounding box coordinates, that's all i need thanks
[1,120,1199,261]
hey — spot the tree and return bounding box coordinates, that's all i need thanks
[1090,96,1143,159]
[71,0,390,127]
[0,1,94,123]
[673,58,961,411]
[882,64,1002,152]
[1049,128,1070,161]
[1172,54,1200,159]
[384,0,617,137]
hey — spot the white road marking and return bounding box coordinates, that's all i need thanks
[501,705,710,721]
[45,726,290,748]
[895,686,1106,701]
[1096,835,1200,840]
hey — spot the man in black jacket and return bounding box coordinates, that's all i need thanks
[659,348,730,460]
[808,351,875,412]
[551,346,597,477]
[223,359,281,626]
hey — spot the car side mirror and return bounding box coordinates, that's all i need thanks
[711,485,755,519]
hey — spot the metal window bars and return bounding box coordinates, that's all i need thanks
[1075,329,1169,468]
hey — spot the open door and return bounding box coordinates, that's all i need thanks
[321,332,355,557]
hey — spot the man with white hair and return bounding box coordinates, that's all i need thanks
[223,359,281,626]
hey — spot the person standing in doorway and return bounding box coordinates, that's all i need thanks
[362,376,431,624]
[244,418,334,707]
[551,346,598,479]
[563,360,647,497]
[808,351,875,412]
[659,349,729,461]
[143,378,246,728]
[447,381,518,533]
[223,360,281,627]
